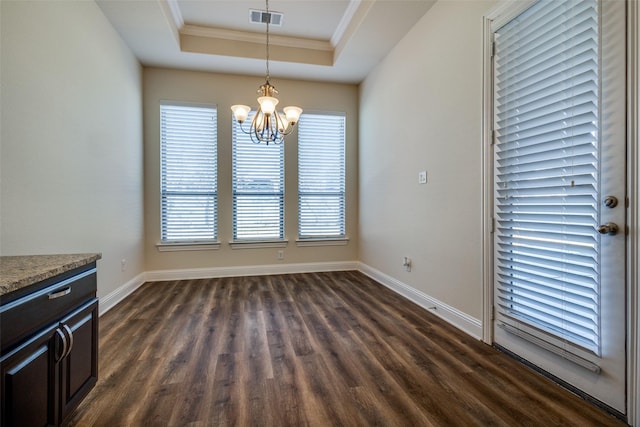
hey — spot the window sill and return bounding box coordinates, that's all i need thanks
[229,240,288,250]
[156,241,221,252]
[296,237,349,247]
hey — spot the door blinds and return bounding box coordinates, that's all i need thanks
[160,103,217,243]
[493,0,600,354]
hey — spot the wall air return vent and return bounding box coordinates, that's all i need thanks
[249,9,283,26]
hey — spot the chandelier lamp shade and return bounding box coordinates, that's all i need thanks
[231,0,302,145]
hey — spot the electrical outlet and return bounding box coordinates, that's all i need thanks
[418,171,427,184]
[277,250,284,260]
[121,258,127,272]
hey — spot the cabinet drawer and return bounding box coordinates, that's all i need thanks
[0,266,97,355]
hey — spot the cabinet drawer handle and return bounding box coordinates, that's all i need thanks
[48,287,71,299]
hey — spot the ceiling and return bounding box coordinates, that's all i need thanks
[96,0,437,84]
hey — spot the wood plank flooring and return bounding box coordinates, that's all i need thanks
[67,271,627,426]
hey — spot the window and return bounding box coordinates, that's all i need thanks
[160,103,217,243]
[298,113,346,238]
[232,112,284,241]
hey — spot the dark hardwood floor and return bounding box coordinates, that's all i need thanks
[67,271,627,426]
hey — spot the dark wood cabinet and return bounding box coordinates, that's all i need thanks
[0,263,98,427]
[59,301,98,422]
[0,323,58,427]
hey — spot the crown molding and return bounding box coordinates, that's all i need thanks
[331,0,363,47]
[181,24,333,52]
[164,0,184,29]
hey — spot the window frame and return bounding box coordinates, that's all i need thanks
[231,111,286,246]
[296,111,348,245]
[157,101,220,251]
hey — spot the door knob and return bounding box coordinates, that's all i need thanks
[597,222,619,236]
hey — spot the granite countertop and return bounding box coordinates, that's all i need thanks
[0,253,102,297]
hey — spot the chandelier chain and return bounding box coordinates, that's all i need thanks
[265,0,270,81]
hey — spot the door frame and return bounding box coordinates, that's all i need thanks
[480,1,639,425]
[629,2,639,425]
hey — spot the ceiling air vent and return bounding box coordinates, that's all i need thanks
[249,9,283,26]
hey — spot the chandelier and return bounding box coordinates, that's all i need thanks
[231,0,302,145]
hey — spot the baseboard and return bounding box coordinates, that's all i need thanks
[357,262,483,340]
[98,272,146,316]
[144,261,359,282]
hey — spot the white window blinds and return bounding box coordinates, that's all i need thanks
[298,113,346,238]
[493,0,600,354]
[160,103,217,242]
[232,113,284,240]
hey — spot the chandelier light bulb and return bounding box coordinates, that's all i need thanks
[257,96,278,115]
[277,113,288,132]
[283,106,303,124]
[254,112,266,132]
[230,105,251,123]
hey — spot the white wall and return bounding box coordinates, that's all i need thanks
[359,0,495,323]
[0,0,145,300]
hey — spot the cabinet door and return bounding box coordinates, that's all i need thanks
[58,299,98,423]
[0,325,58,427]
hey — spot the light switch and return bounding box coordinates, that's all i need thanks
[418,171,427,184]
